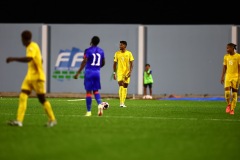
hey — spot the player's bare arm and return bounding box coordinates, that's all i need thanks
[6,57,32,63]
[113,61,117,80]
[127,61,134,78]
[74,57,87,79]
[221,65,227,84]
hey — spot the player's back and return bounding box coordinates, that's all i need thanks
[85,46,105,71]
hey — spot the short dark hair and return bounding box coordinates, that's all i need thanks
[120,41,127,46]
[21,30,32,41]
[227,43,237,50]
[145,64,150,67]
[91,36,100,46]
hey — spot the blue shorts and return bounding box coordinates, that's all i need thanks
[84,69,101,91]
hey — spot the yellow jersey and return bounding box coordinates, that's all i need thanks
[223,53,240,78]
[25,41,45,81]
[114,50,134,74]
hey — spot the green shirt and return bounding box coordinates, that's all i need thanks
[144,69,153,84]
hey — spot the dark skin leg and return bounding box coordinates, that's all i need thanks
[225,87,238,105]
[118,81,128,88]
[37,94,47,104]
[21,89,46,104]
[144,87,147,95]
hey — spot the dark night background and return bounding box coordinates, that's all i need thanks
[0,2,239,25]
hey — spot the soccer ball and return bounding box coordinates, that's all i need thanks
[101,102,110,110]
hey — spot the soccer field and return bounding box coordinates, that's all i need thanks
[0,97,240,160]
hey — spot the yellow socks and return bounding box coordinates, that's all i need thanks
[119,86,123,104]
[122,87,127,104]
[119,86,128,105]
[231,92,238,110]
[16,93,56,123]
[43,101,56,121]
[16,93,28,122]
[225,90,231,105]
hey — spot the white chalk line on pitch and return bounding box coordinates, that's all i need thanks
[67,99,85,101]
[1,113,240,122]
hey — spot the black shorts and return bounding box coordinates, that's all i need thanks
[144,83,152,88]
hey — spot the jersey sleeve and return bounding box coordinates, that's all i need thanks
[130,52,134,61]
[113,52,117,62]
[26,45,36,58]
[223,55,227,65]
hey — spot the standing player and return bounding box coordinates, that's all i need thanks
[74,36,105,116]
[143,63,154,99]
[220,43,240,115]
[113,41,134,107]
[6,30,57,127]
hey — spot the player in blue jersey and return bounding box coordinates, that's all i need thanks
[74,36,105,116]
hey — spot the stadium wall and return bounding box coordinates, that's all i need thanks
[0,24,239,97]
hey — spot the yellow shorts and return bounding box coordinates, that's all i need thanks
[117,72,131,84]
[224,76,239,90]
[21,78,46,94]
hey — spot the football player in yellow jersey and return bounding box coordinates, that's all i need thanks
[113,41,134,107]
[220,43,240,115]
[6,30,57,127]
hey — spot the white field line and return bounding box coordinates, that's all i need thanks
[67,99,85,101]
[1,113,240,122]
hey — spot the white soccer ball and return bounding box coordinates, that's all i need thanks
[101,102,110,110]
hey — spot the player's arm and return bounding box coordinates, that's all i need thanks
[127,60,134,78]
[101,58,105,68]
[238,63,240,82]
[74,56,87,79]
[221,65,227,84]
[113,61,117,80]
[147,70,152,76]
[6,57,33,63]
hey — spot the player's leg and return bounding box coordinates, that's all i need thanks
[85,91,92,116]
[149,83,153,99]
[35,80,57,126]
[117,73,124,106]
[93,90,101,104]
[8,78,31,127]
[224,77,231,113]
[230,90,237,115]
[37,94,57,126]
[93,90,103,116]
[116,73,124,106]
[93,71,102,105]
[92,71,103,116]
[84,71,94,116]
[121,77,130,107]
[122,83,128,107]
[143,84,147,99]
[118,81,124,106]
[230,79,239,115]
[225,87,231,113]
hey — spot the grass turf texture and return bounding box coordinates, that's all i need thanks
[0,97,240,160]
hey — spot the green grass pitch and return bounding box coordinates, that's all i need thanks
[0,97,240,160]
